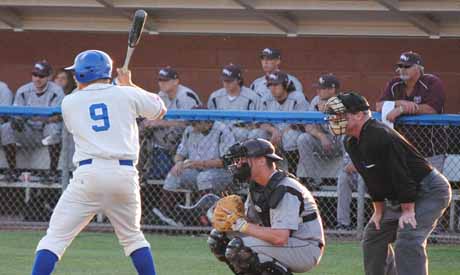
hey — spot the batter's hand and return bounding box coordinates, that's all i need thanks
[370,212,382,230]
[116,68,134,86]
[399,211,417,229]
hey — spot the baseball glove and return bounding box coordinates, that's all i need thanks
[212,195,245,232]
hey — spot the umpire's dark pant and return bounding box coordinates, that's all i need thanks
[362,169,451,275]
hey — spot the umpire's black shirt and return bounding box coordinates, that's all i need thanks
[344,118,432,203]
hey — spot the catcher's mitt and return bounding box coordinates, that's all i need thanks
[212,195,245,232]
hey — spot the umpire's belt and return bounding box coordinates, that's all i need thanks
[78,159,134,167]
[301,212,317,223]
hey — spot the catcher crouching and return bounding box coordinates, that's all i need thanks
[207,138,325,275]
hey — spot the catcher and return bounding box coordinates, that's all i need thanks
[207,138,324,275]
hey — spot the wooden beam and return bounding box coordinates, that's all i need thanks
[95,0,158,33]
[233,0,297,35]
[375,0,439,36]
[0,8,22,29]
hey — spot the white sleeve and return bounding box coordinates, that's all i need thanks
[61,97,73,134]
[131,87,166,119]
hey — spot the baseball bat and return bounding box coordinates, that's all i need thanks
[122,9,148,70]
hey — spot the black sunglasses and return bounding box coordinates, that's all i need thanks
[32,73,47,78]
[397,64,413,69]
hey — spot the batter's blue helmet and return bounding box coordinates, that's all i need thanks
[66,50,113,83]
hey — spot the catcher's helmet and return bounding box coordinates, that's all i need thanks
[66,50,112,83]
[224,138,283,165]
[324,92,370,135]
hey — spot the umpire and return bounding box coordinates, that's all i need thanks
[208,138,324,275]
[324,92,451,275]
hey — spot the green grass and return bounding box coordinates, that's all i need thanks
[1,231,459,275]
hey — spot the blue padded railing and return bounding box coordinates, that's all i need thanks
[0,106,459,126]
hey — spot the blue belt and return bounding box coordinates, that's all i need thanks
[78,159,133,166]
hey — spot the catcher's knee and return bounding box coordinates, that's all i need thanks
[207,229,229,262]
[224,237,260,274]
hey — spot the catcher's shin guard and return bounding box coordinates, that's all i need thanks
[207,229,229,262]
[224,237,260,274]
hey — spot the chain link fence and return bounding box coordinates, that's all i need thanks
[0,108,459,243]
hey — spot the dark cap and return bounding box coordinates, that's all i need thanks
[158,67,179,81]
[397,51,423,66]
[32,60,52,77]
[242,138,283,161]
[260,48,281,59]
[266,70,288,86]
[314,74,340,89]
[221,64,242,81]
[337,92,370,113]
[191,104,208,110]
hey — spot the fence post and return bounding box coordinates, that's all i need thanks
[357,177,366,235]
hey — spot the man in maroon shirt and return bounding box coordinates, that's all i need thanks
[376,51,447,171]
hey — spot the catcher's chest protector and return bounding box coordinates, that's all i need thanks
[249,171,304,227]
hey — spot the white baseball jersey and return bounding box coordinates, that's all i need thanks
[62,83,165,165]
[0,81,13,106]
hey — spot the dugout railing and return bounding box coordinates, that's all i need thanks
[0,106,459,242]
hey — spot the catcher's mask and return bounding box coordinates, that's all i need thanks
[223,138,283,181]
[324,92,370,136]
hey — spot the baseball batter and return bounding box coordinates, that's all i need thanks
[208,139,324,275]
[30,50,166,275]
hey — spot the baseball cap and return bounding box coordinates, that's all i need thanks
[314,74,340,89]
[397,51,423,67]
[32,60,52,77]
[260,48,281,59]
[337,92,370,113]
[221,64,242,81]
[266,70,288,86]
[158,67,178,81]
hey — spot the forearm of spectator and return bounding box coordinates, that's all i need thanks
[413,104,437,115]
[372,201,384,217]
[375,101,384,112]
[201,159,224,169]
[174,155,185,164]
[47,115,62,123]
[304,124,327,140]
[259,123,277,134]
